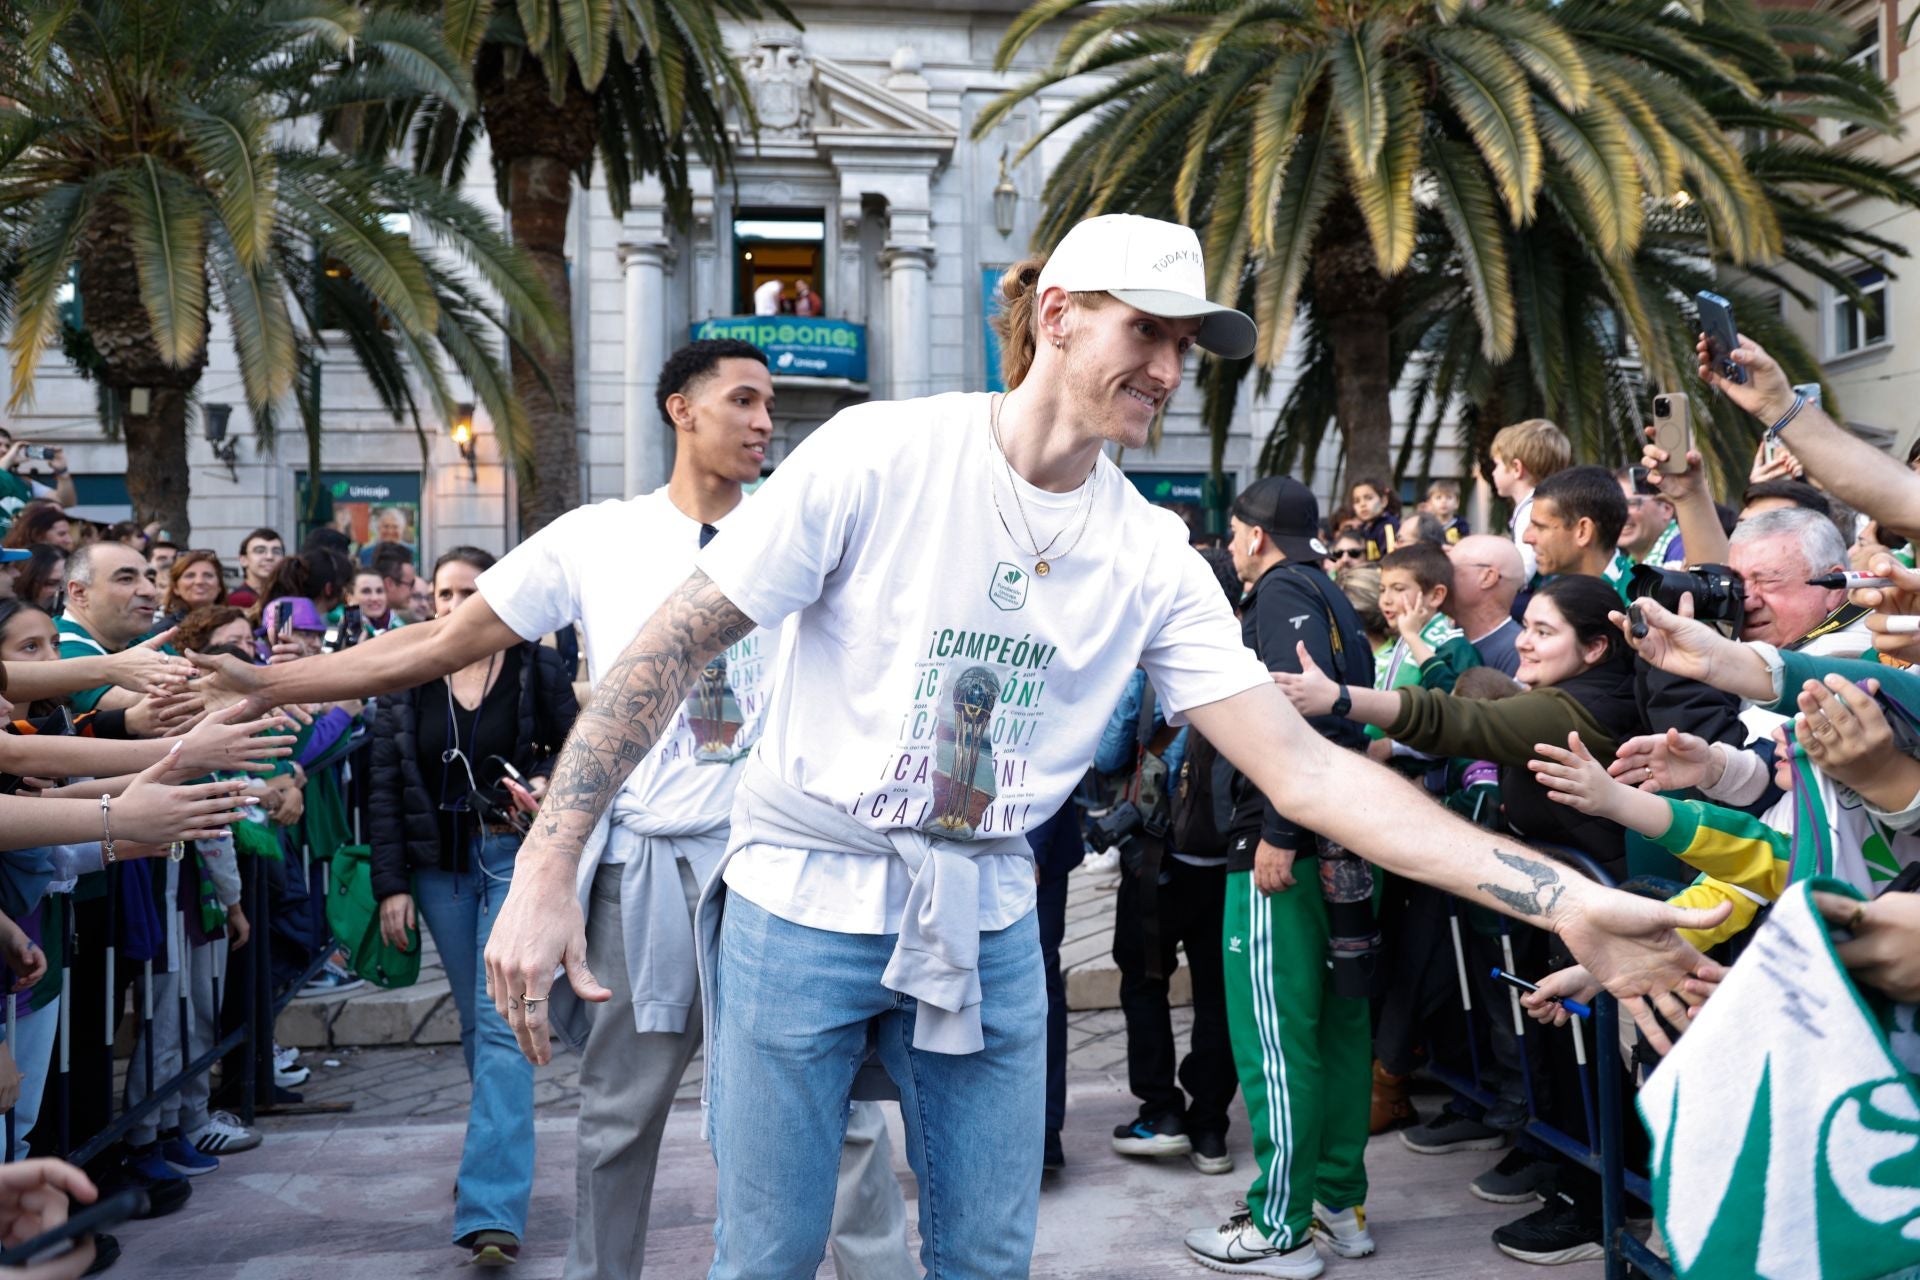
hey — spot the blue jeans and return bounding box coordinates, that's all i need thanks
[708,893,1046,1280]
[2,996,58,1162]
[413,833,533,1243]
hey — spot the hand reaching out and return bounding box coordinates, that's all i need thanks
[1272,641,1340,717]
[1851,552,1920,663]
[1529,733,1627,818]
[171,703,296,778]
[1520,965,1601,1028]
[1609,728,1722,793]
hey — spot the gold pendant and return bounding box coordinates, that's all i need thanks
[1035,559,1050,577]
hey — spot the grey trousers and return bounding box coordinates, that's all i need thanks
[568,862,914,1280]
[126,936,225,1146]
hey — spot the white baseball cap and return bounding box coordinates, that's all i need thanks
[1035,214,1257,359]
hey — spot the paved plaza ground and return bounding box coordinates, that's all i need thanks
[114,1004,1601,1279]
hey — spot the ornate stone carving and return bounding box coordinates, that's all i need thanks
[743,36,818,137]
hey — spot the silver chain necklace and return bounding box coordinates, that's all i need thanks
[988,393,1099,577]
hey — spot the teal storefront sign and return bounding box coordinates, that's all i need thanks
[691,317,867,382]
[1127,471,1233,533]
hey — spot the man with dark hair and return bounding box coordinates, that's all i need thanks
[0,426,77,542]
[1199,476,1383,1266]
[1740,477,1831,522]
[369,542,418,625]
[228,527,282,609]
[191,337,911,1277]
[1524,464,1631,598]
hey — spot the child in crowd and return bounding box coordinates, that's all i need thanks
[1425,479,1469,544]
[1349,476,1401,561]
[1489,420,1572,582]
[1369,545,1483,760]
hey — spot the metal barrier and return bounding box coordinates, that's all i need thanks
[1422,845,1676,1280]
[0,738,365,1173]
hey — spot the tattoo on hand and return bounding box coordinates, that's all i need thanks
[1476,849,1566,919]
[529,572,755,843]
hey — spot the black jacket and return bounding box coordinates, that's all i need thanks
[368,642,579,901]
[1225,560,1375,867]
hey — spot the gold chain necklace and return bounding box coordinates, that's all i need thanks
[988,393,1099,577]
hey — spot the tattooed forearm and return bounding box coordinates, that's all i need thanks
[1475,849,1567,919]
[528,571,755,848]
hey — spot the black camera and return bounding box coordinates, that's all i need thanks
[1626,562,1745,635]
[1320,841,1385,999]
[1087,799,1170,879]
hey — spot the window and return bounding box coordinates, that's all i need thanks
[1831,265,1888,356]
[1841,18,1883,138]
[734,208,826,317]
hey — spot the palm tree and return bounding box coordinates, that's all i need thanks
[981,0,1905,488]
[0,0,558,542]
[368,0,793,534]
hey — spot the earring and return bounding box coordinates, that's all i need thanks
[1052,338,1064,349]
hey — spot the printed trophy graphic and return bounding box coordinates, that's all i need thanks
[690,653,746,763]
[923,666,1000,837]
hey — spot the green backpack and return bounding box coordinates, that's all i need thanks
[325,843,421,990]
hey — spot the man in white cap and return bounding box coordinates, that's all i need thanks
[481,214,1730,1278]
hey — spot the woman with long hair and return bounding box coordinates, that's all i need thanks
[369,548,578,1267]
[13,545,64,612]
[1,503,71,552]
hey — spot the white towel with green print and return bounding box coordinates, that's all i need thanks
[1641,878,1920,1280]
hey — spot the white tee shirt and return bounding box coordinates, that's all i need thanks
[699,392,1270,934]
[1510,492,1538,581]
[476,487,773,862]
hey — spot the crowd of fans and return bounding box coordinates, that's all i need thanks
[0,324,1914,1277]
[1077,334,1920,1273]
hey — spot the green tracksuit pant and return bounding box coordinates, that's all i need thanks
[1222,864,1374,1250]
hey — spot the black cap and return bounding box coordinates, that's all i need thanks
[1231,476,1328,564]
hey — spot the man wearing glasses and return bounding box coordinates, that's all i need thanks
[1327,534,1369,577]
[1442,536,1527,676]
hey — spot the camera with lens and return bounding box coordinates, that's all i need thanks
[1319,840,1385,999]
[1626,562,1745,636]
[1086,792,1171,880]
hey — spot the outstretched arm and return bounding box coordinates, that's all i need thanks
[483,571,755,1063]
[1186,683,1731,1034]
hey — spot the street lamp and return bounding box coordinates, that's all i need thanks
[993,146,1019,238]
[203,403,238,481]
[451,401,476,481]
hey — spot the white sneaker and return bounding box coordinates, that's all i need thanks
[275,1062,311,1088]
[1082,847,1122,874]
[272,1043,301,1071]
[188,1111,261,1155]
[1184,1208,1324,1277]
[1311,1203,1376,1258]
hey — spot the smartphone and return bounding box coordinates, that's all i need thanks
[20,445,55,461]
[269,599,295,645]
[1651,393,1692,474]
[1629,465,1657,496]
[0,1188,148,1267]
[325,605,364,654]
[1696,290,1747,385]
[48,588,64,618]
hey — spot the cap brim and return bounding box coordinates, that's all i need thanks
[1272,534,1329,563]
[1109,289,1258,359]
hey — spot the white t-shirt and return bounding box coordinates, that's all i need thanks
[698,392,1270,934]
[1510,492,1538,581]
[476,487,773,862]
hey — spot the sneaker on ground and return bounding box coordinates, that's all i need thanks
[158,1135,219,1177]
[1189,1130,1234,1176]
[1491,1192,1605,1265]
[82,1231,120,1276]
[109,1151,192,1219]
[1112,1114,1192,1158]
[466,1230,520,1268]
[272,1043,301,1071]
[1183,1209,1323,1278]
[1043,1129,1065,1172]
[188,1111,261,1156]
[1310,1203,1375,1258]
[1472,1147,1556,1204]
[1082,847,1122,874]
[274,1061,311,1088]
[297,957,365,999]
[1400,1106,1509,1155]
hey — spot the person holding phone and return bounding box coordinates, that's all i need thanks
[0,426,77,544]
[367,548,579,1268]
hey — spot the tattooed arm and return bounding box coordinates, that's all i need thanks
[484,571,756,1063]
[1187,682,1733,1040]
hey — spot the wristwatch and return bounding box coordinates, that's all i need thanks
[1331,685,1352,717]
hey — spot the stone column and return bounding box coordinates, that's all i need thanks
[620,236,675,496]
[880,242,934,400]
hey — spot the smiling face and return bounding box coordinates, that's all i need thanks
[1045,293,1200,450]
[172,557,222,608]
[242,535,283,586]
[353,571,388,618]
[669,356,776,485]
[70,544,156,649]
[1513,594,1605,688]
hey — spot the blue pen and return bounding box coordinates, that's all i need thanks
[1490,967,1592,1019]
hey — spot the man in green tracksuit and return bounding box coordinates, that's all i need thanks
[1185,478,1378,1279]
